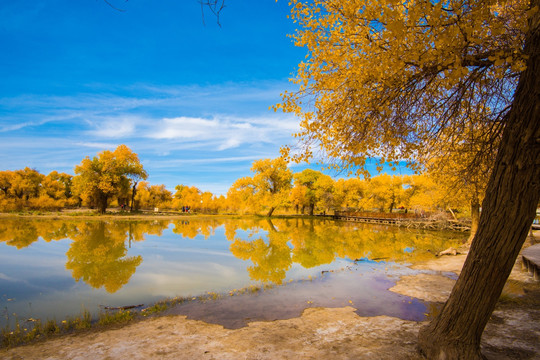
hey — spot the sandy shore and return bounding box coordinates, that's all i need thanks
[1,248,539,360]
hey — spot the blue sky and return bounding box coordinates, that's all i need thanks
[0,1,408,195]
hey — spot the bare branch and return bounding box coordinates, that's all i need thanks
[101,0,226,26]
[103,0,128,12]
[199,0,226,27]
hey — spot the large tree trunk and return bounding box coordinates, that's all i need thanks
[466,197,481,244]
[130,182,138,212]
[389,195,395,213]
[266,206,276,217]
[418,7,540,358]
[98,193,109,214]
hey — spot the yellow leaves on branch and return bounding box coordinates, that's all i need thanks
[277,0,531,175]
[227,158,293,215]
[0,168,73,211]
[73,145,147,212]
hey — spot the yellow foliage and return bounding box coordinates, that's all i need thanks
[277,0,530,179]
[65,221,143,293]
[0,217,464,289]
[27,196,65,211]
[0,169,76,211]
[135,181,173,210]
[73,145,147,213]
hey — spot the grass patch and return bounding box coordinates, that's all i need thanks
[1,308,97,349]
[62,309,92,331]
[141,302,169,316]
[64,211,100,217]
[98,310,134,326]
[1,318,60,348]
[0,281,292,350]
[140,296,191,316]
[44,320,60,335]
[1,322,23,348]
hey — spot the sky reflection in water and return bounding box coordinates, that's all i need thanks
[0,217,464,329]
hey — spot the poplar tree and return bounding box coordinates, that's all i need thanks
[277,0,540,357]
[74,145,147,214]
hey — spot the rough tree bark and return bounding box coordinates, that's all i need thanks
[467,197,481,244]
[418,3,540,358]
[98,193,109,214]
[309,203,314,216]
[130,181,138,212]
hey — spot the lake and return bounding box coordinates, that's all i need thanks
[0,216,464,329]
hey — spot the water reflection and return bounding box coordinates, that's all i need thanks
[65,222,143,293]
[226,217,461,284]
[0,219,170,293]
[0,217,463,291]
[0,216,465,330]
[0,218,74,249]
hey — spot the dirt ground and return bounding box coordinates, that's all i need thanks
[1,250,539,359]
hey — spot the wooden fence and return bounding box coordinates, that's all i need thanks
[332,211,471,231]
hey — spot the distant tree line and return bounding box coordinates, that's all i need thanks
[226,158,482,225]
[0,146,484,229]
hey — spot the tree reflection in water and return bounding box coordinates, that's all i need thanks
[0,216,464,291]
[65,220,170,292]
[65,222,142,293]
[224,217,464,284]
[0,218,169,293]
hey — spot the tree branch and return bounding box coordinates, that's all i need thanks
[103,0,128,12]
[199,0,226,27]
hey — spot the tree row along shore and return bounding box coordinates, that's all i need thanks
[0,145,485,229]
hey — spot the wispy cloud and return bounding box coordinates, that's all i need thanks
[86,116,139,138]
[150,117,223,140]
[144,155,261,167]
[74,142,121,149]
[0,122,36,132]
[0,81,301,194]
[147,115,298,151]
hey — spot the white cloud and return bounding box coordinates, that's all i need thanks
[0,81,302,195]
[75,142,120,149]
[218,137,242,150]
[86,116,139,138]
[147,114,299,151]
[0,117,61,133]
[145,155,260,167]
[151,117,220,139]
[0,122,32,132]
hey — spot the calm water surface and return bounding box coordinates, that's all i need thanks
[0,216,464,329]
